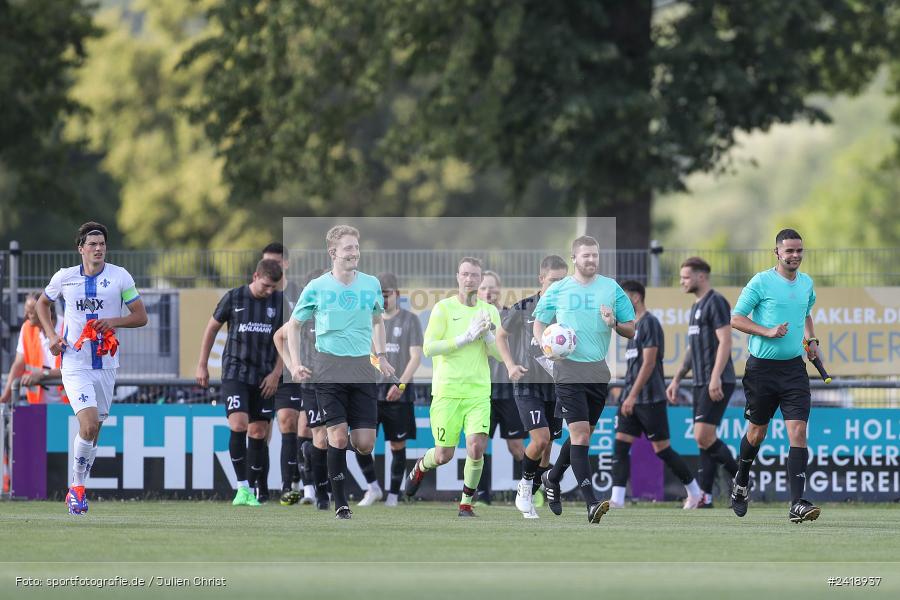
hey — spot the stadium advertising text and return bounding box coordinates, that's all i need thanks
[12,405,898,502]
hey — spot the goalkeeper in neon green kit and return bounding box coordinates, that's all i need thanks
[405,257,501,516]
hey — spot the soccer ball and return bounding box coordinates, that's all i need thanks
[541,323,576,360]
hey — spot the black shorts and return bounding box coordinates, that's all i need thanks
[377,400,417,442]
[222,379,274,422]
[513,382,562,438]
[300,384,323,428]
[314,354,379,429]
[489,398,526,439]
[692,383,736,425]
[315,382,378,429]
[742,355,811,425]
[274,383,303,412]
[554,382,609,426]
[616,401,670,442]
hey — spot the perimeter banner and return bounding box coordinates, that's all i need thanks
[178,287,900,378]
[12,404,899,502]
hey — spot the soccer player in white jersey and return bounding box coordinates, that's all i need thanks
[36,222,148,515]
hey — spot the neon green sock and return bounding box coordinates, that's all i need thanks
[461,457,484,504]
[422,447,438,471]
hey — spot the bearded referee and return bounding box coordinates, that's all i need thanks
[730,229,822,523]
[533,236,635,524]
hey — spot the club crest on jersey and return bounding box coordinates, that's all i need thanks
[267,307,276,319]
[393,326,402,337]
[76,298,104,312]
[100,278,111,288]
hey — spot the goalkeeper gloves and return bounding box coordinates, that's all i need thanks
[455,312,491,347]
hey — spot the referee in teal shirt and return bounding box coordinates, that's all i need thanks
[287,225,395,520]
[730,229,824,524]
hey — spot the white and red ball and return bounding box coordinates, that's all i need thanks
[541,323,576,360]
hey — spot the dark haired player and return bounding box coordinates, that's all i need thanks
[497,255,568,519]
[354,272,423,507]
[37,221,148,515]
[666,256,739,507]
[196,259,284,507]
[611,281,702,509]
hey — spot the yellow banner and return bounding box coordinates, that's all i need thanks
[179,289,228,379]
[613,287,900,378]
[178,287,900,379]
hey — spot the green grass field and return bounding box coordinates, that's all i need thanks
[2,500,898,599]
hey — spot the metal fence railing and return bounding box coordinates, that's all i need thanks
[3,246,899,382]
[4,247,900,290]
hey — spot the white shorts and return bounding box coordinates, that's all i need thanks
[62,369,117,422]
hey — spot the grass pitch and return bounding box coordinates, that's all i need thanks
[2,500,898,599]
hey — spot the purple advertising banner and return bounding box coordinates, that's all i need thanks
[630,434,664,501]
[12,404,47,499]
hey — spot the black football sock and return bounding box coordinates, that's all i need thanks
[297,436,312,484]
[281,433,297,491]
[326,445,349,509]
[547,438,571,483]
[736,435,761,487]
[354,450,378,485]
[522,454,540,482]
[390,448,406,495]
[247,436,266,490]
[569,444,596,508]
[788,446,809,503]
[656,447,694,485]
[311,446,328,499]
[708,438,739,478]
[612,439,631,487]
[260,440,270,493]
[532,465,549,495]
[698,447,715,494]
[229,430,247,484]
[477,454,492,499]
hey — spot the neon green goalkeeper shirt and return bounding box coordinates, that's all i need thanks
[424,296,501,399]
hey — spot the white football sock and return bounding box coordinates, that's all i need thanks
[611,486,626,505]
[71,435,93,487]
[686,479,702,497]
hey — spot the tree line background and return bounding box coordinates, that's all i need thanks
[2,0,899,254]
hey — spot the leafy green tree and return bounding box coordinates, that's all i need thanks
[0,0,119,249]
[775,132,900,284]
[64,0,240,257]
[186,0,896,253]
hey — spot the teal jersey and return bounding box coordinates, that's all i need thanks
[291,271,384,357]
[733,268,816,360]
[532,275,635,362]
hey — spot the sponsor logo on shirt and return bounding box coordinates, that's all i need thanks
[237,322,273,334]
[76,298,104,312]
[625,348,639,360]
[687,325,700,336]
